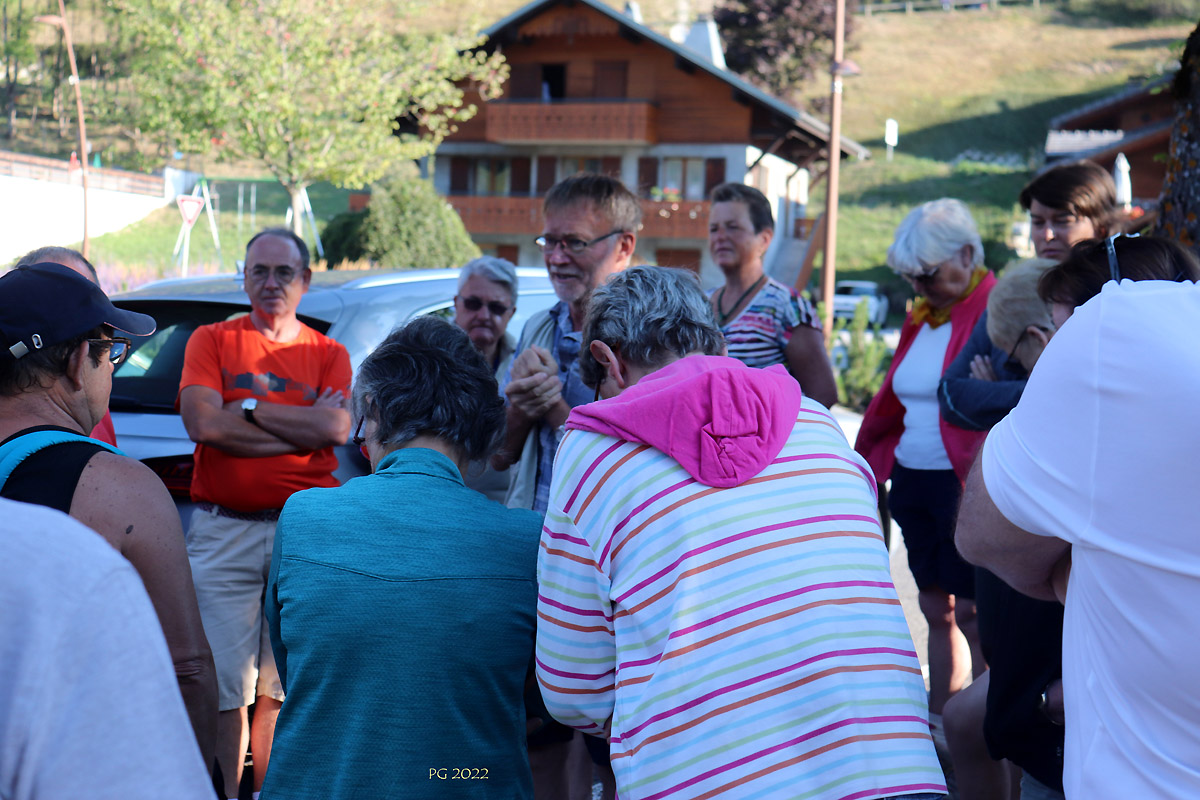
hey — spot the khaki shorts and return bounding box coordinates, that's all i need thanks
[186,507,284,711]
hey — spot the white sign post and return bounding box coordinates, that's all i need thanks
[175,194,205,277]
[884,119,899,162]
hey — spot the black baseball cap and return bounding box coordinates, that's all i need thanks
[0,262,157,361]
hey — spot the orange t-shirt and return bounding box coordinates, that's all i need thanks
[179,316,352,511]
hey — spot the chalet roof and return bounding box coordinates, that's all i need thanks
[1045,118,1173,165]
[481,0,870,162]
[1048,74,1173,131]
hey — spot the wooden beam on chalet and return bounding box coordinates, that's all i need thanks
[748,134,787,172]
[674,55,696,74]
[618,25,644,44]
[731,89,752,107]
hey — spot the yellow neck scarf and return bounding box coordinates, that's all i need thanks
[910,267,988,329]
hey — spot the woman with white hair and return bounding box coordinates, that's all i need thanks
[854,198,996,751]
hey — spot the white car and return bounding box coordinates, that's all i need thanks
[831,280,889,327]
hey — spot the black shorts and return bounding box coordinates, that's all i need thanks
[888,464,974,599]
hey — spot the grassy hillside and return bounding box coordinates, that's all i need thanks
[75,4,1194,289]
[799,6,1192,311]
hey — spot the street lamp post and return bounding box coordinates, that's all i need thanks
[820,0,849,343]
[36,0,89,259]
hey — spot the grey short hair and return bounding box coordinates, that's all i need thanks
[544,174,643,234]
[14,246,97,283]
[352,316,505,462]
[457,256,518,303]
[887,198,985,277]
[580,266,725,389]
[985,258,1057,352]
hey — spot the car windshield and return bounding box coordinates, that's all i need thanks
[110,301,331,411]
[835,285,874,296]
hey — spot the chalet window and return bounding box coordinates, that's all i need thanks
[475,159,511,196]
[662,158,707,201]
[509,64,541,100]
[637,157,658,198]
[558,156,623,182]
[447,157,532,196]
[594,61,628,99]
[542,64,567,100]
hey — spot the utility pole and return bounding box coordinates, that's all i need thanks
[821,0,848,343]
[37,0,89,259]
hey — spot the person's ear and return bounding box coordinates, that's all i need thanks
[1028,325,1052,348]
[66,341,90,390]
[959,244,975,269]
[615,232,636,265]
[757,226,774,254]
[589,340,628,394]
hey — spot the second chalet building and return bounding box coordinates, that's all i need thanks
[432,0,868,288]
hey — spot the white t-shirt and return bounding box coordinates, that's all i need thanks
[982,280,1200,798]
[0,498,212,800]
[892,320,953,470]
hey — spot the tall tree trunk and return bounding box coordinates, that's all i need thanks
[286,183,307,238]
[1153,22,1200,258]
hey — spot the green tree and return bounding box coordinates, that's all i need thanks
[2,0,37,138]
[114,0,506,233]
[712,0,853,104]
[356,169,479,268]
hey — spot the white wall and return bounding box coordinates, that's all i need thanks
[0,174,170,264]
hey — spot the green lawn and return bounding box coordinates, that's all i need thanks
[87,180,352,291]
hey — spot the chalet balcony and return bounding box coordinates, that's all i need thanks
[485,100,658,144]
[447,196,710,241]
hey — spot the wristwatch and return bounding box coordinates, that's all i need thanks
[1038,684,1064,726]
[241,398,259,425]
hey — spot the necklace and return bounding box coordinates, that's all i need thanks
[715,274,766,326]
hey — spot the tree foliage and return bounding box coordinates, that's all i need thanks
[1153,20,1200,257]
[113,0,507,231]
[323,168,479,268]
[712,0,852,104]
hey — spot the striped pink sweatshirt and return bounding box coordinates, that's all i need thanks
[535,355,945,800]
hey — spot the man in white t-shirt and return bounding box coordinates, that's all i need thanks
[0,498,212,800]
[956,279,1200,798]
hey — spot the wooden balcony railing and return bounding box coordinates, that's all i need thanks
[447,195,711,241]
[639,200,709,240]
[446,195,543,236]
[486,101,658,144]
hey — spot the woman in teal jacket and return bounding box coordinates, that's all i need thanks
[263,317,543,799]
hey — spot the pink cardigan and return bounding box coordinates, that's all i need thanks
[854,272,995,486]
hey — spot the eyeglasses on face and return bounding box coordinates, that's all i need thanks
[1105,232,1140,283]
[457,295,512,316]
[87,337,132,365]
[1004,326,1052,373]
[905,265,941,287]
[534,230,623,254]
[246,264,301,285]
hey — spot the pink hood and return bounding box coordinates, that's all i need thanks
[566,355,802,488]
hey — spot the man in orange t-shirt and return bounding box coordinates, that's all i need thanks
[178,228,351,799]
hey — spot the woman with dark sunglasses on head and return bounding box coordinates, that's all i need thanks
[854,198,996,756]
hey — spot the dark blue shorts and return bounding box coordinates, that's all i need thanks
[888,464,974,599]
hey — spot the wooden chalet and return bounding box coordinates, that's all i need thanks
[432,0,868,287]
[1044,75,1175,202]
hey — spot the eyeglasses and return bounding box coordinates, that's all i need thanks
[245,264,301,285]
[457,295,512,317]
[1105,232,1139,282]
[905,266,940,287]
[87,337,132,365]
[1004,326,1052,373]
[352,416,366,447]
[534,230,623,254]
